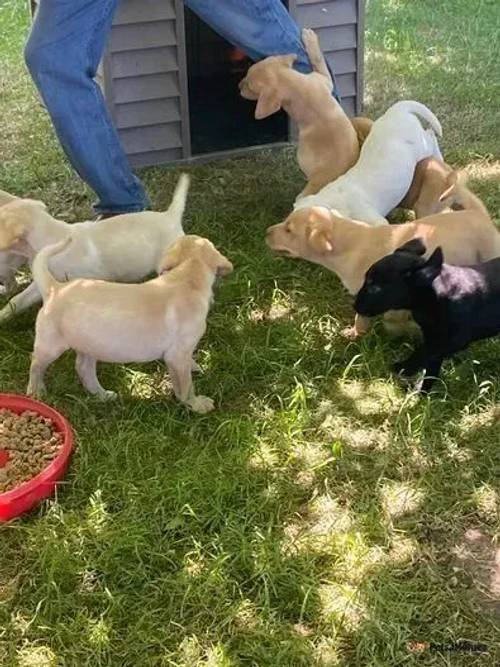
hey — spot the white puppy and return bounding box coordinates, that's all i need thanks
[27,235,233,412]
[0,175,189,322]
[294,100,443,225]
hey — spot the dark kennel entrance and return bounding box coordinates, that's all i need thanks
[184,6,289,156]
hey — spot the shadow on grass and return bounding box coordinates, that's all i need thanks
[2,297,500,664]
[4,390,500,665]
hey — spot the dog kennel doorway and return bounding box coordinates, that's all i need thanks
[184,6,289,156]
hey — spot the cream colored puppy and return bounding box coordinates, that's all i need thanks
[239,29,359,198]
[266,203,498,335]
[0,175,190,323]
[27,235,233,412]
[0,190,26,295]
[437,170,490,216]
[294,101,443,225]
[0,252,24,296]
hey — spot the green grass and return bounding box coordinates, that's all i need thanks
[0,0,500,665]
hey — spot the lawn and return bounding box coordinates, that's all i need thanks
[0,0,499,665]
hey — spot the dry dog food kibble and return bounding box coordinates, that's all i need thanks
[0,409,63,494]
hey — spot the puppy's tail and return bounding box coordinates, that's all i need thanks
[165,173,190,228]
[32,237,72,301]
[392,100,443,138]
[439,171,491,218]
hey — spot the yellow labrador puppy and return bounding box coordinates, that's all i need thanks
[239,29,359,198]
[0,175,189,323]
[27,235,233,413]
[266,200,497,336]
[0,190,26,295]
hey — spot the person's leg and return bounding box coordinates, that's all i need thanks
[184,0,338,96]
[25,0,149,215]
[185,0,309,70]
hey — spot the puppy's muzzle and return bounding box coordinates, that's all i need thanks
[265,230,293,257]
[354,289,383,317]
[239,80,256,100]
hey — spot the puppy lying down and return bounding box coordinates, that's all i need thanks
[266,203,499,335]
[0,175,190,323]
[355,239,500,394]
[294,100,443,225]
[28,235,233,413]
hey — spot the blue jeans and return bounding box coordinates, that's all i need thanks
[26,0,321,214]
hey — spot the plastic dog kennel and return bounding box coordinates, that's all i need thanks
[32,1,365,168]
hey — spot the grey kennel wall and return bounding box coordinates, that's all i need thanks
[101,0,365,168]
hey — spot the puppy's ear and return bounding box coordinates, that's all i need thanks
[255,90,282,119]
[215,255,233,277]
[198,241,234,277]
[395,238,426,256]
[0,219,27,251]
[277,54,297,68]
[158,243,182,274]
[307,207,334,254]
[350,116,373,146]
[415,246,443,284]
[308,227,333,253]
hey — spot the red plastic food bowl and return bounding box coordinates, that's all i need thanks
[0,394,73,521]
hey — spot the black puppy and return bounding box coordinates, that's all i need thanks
[354,238,500,393]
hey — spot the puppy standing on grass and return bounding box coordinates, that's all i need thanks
[239,29,359,198]
[266,203,499,335]
[0,174,190,323]
[27,235,233,413]
[348,116,487,220]
[354,239,500,394]
[294,100,443,225]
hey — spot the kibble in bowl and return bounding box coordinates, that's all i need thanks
[0,394,73,521]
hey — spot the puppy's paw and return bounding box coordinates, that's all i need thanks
[415,376,437,396]
[98,390,117,402]
[0,305,14,324]
[392,360,413,376]
[26,383,46,398]
[302,28,318,49]
[188,395,215,414]
[0,279,18,298]
[392,359,423,377]
[341,325,362,340]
